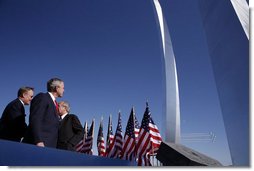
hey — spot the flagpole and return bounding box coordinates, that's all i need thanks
[132,106,137,163]
[152,145,154,166]
[84,121,88,141]
[91,118,95,155]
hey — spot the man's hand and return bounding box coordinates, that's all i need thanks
[36,142,45,147]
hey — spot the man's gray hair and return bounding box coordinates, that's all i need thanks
[59,101,70,113]
[47,78,63,92]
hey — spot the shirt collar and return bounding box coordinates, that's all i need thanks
[48,92,56,102]
[18,98,24,106]
[61,113,68,119]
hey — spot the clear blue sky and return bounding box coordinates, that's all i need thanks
[0,0,232,166]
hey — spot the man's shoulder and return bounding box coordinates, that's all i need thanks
[67,114,77,118]
[67,114,81,121]
[2,99,16,114]
[35,92,47,97]
[5,98,21,109]
[34,92,49,99]
[31,93,51,105]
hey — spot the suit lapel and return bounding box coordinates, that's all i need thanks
[46,93,59,119]
[59,115,69,129]
[16,98,25,115]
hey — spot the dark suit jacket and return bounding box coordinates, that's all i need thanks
[57,114,84,151]
[23,92,59,148]
[0,98,27,142]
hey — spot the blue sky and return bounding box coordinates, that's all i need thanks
[0,0,234,166]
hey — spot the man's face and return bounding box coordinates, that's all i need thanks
[56,82,64,97]
[58,103,67,115]
[23,90,34,105]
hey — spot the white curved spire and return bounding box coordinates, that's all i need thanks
[230,0,249,39]
[153,0,181,143]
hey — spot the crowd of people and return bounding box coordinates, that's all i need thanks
[0,77,84,152]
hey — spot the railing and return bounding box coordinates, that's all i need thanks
[149,153,163,166]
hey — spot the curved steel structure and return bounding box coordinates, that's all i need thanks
[152,0,181,144]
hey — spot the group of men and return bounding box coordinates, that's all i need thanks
[0,78,84,152]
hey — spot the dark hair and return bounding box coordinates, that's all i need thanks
[47,78,63,92]
[17,87,34,98]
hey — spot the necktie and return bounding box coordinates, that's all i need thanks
[55,100,59,112]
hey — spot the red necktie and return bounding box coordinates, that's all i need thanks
[55,100,59,112]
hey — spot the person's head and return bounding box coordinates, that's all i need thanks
[18,87,34,105]
[47,78,64,98]
[58,101,70,116]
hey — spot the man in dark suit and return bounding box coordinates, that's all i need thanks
[23,78,64,148]
[0,87,34,142]
[57,101,84,151]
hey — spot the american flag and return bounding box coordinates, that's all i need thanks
[75,121,88,152]
[134,111,140,143]
[97,118,106,156]
[136,102,162,166]
[149,117,162,152]
[80,119,95,155]
[121,107,139,161]
[106,115,114,156]
[107,111,123,158]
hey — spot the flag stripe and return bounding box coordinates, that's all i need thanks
[136,103,162,166]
